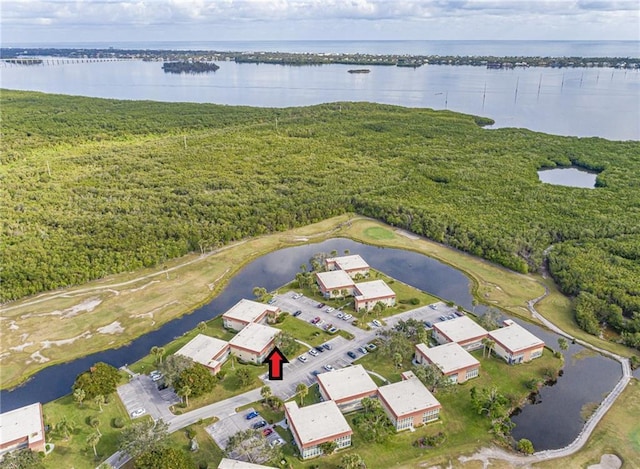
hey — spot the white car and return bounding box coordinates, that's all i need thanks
[372,319,382,327]
[336,312,344,319]
[130,408,146,418]
[343,314,353,321]
[309,349,319,357]
[323,364,335,372]
[270,438,285,447]
[151,373,163,382]
[298,355,308,363]
[325,307,335,313]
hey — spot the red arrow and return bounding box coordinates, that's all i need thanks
[264,347,289,380]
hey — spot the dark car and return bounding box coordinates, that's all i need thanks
[315,346,325,353]
[293,310,302,317]
[245,411,259,420]
[157,382,169,390]
[322,343,332,351]
[252,420,267,429]
[347,351,357,359]
[317,303,325,309]
[262,428,273,437]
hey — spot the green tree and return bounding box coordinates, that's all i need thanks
[159,354,193,387]
[87,431,101,458]
[72,362,120,400]
[253,286,268,301]
[179,384,192,406]
[319,440,338,455]
[56,417,73,441]
[0,448,45,469]
[90,416,102,436]
[134,447,195,469]
[94,394,106,412]
[260,385,272,401]
[296,382,308,406]
[557,337,569,351]
[118,419,169,459]
[73,387,86,408]
[340,453,366,469]
[175,363,215,398]
[236,368,252,387]
[517,438,535,454]
[352,398,394,443]
[478,309,501,330]
[393,352,403,369]
[274,332,297,357]
[482,338,496,358]
[197,321,207,332]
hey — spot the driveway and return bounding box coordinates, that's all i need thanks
[117,374,179,422]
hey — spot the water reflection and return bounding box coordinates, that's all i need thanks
[538,167,598,188]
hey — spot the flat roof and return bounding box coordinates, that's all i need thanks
[0,403,44,446]
[433,316,488,343]
[378,378,441,418]
[217,458,276,469]
[316,270,355,291]
[285,401,352,446]
[176,334,229,368]
[354,280,395,300]
[317,365,377,401]
[489,321,544,353]
[222,299,278,324]
[417,342,479,374]
[229,323,279,353]
[327,254,369,271]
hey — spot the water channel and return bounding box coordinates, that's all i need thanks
[0,238,623,450]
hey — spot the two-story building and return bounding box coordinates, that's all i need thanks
[432,316,488,351]
[228,323,280,365]
[315,270,356,299]
[0,403,46,456]
[175,334,231,375]
[377,376,442,431]
[489,320,545,364]
[353,280,396,312]
[415,342,480,384]
[325,254,370,278]
[284,401,353,460]
[222,299,279,332]
[317,365,378,412]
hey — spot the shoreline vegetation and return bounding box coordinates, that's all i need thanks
[161,61,220,74]
[1,47,638,69]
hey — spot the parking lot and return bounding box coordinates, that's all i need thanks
[206,406,285,460]
[117,373,180,422]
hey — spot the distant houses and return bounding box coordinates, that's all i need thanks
[325,254,370,278]
[222,299,279,332]
[353,280,396,311]
[315,270,356,298]
[489,320,545,364]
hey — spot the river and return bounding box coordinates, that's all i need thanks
[2,40,639,140]
[0,238,624,450]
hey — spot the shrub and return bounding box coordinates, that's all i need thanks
[112,417,125,428]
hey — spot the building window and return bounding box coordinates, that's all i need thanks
[423,408,440,422]
[397,417,413,430]
[530,350,542,359]
[466,368,479,379]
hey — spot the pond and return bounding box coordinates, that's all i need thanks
[0,238,623,451]
[537,167,599,188]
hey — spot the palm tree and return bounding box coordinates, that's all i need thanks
[296,383,308,406]
[151,345,165,364]
[393,353,403,369]
[261,385,272,401]
[485,338,495,358]
[87,432,101,458]
[340,453,365,469]
[198,321,207,332]
[94,394,105,412]
[558,337,569,351]
[73,388,86,408]
[56,417,72,440]
[179,385,192,407]
[90,417,101,436]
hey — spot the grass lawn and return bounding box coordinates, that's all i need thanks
[165,418,224,469]
[42,393,130,469]
[273,315,334,348]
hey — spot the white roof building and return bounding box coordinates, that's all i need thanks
[317,365,378,410]
[222,299,279,331]
[228,322,280,364]
[488,320,545,364]
[415,342,480,383]
[377,377,442,430]
[175,334,230,371]
[432,315,488,351]
[217,458,276,469]
[325,255,370,276]
[316,270,355,291]
[354,280,396,311]
[0,403,46,454]
[284,400,352,459]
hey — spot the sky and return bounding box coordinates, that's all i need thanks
[1,0,639,46]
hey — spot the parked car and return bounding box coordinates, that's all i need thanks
[323,323,332,331]
[439,315,446,321]
[455,310,465,317]
[317,303,325,309]
[253,420,267,429]
[245,411,259,420]
[366,343,377,351]
[425,321,433,328]
[293,310,302,317]
[270,438,285,447]
[130,408,146,418]
[429,304,437,310]
[358,347,368,354]
[268,298,276,305]
[309,349,319,357]
[311,370,320,376]
[337,312,344,319]
[151,373,163,382]
[372,319,382,327]
[347,351,357,359]
[448,314,456,320]
[322,343,332,350]
[323,364,335,372]
[315,346,325,353]
[325,307,335,313]
[328,327,338,334]
[262,428,273,437]
[298,355,308,363]
[311,317,321,324]
[157,382,169,391]
[343,314,353,321]
[293,293,302,299]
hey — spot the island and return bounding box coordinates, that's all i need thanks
[161,61,220,74]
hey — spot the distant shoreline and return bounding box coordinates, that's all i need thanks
[1,47,638,69]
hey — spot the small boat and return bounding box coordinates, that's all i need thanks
[348,69,370,74]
